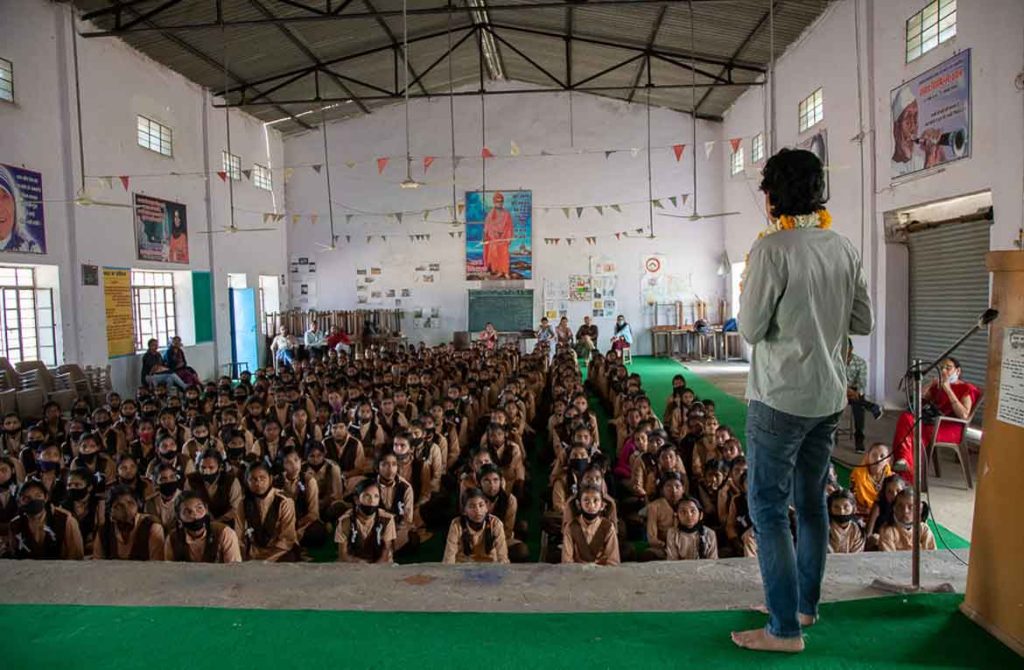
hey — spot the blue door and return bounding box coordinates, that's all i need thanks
[229,288,258,377]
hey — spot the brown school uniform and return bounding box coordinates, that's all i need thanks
[145,492,180,533]
[308,459,345,509]
[645,498,679,553]
[562,494,619,531]
[417,441,445,493]
[93,514,165,560]
[397,456,432,506]
[828,521,866,554]
[629,453,658,498]
[562,515,620,565]
[184,473,244,529]
[665,525,719,560]
[878,522,936,552]
[183,438,225,463]
[442,515,510,564]
[239,490,298,561]
[335,509,396,563]
[324,434,369,478]
[279,473,320,538]
[377,476,416,549]
[7,506,85,560]
[163,521,242,562]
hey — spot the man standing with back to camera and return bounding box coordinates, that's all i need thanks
[732,149,873,653]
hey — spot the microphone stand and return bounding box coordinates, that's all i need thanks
[871,308,997,594]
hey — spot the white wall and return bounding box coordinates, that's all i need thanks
[284,81,728,353]
[721,0,1024,404]
[0,0,287,393]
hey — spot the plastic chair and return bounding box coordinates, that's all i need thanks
[925,396,982,490]
[0,357,45,420]
[15,361,77,413]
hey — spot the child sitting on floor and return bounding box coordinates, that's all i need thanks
[641,471,686,561]
[850,442,892,515]
[866,474,905,547]
[561,484,620,566]
[726,471,756,557]
[878,487,935,552]
[442,487,509,564]
[827,488,864,554]
[695,459,729,531]
[665,496,718,560]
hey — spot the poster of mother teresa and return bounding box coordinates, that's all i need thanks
[465,190,532,280]
[0,164,46,254]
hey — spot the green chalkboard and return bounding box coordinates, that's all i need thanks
[192,271,214,343]
[468,289,534,332]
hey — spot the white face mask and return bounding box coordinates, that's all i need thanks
[947,372,959,384]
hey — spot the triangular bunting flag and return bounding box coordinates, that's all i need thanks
[263,213,273,224]
[615,232,622,240]
[481,147,494,159]
[669,196,678,208]
[275,214,286,223]
[704,141,715,159]
[453,157,462,170]
[291,214,301,225]
[409,235,415,242]
[673,144,686,162]
[345,235,351,243]
[630,148,640,158]
[729,138,742,153]
[422,211,429,221]
[562,208,571,219]
[367,236,373,243]
[216,171,227,182]
[576,207,584,218]
[457,203,465,216]
[611,204,622,213]
[284,168,295,183]
[119,176,130,191]
[310,214,318,225]
[312,164,322,174]
[423,156,435,172]
[395,212,403,224]
[553,239,560,245]
[449,232,456,239]
[345,214,354,225]
[381,235,387,242]
[595,206,603,216]
[604,151,614,159]
[681,194,689,205]
[345,161,356,169]
[635,227,645,234]
[377,157,389,174]
[510,141,520,156]
[652,199,664,209]
[425,234,431,241]
[566,238,574,246]
[541,150,553,156]
[242,169,252,180]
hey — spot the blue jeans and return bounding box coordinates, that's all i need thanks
[147,372,187,391]
[746,400,841,638]
[276,349,294,367]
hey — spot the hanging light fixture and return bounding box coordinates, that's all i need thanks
[397,0,417,188]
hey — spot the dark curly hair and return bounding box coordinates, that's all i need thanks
[759,148,827,218]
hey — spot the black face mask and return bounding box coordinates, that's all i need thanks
[580,510,601,521]
[466,517,486,531]
[5,427,21,436]
[37,460,61,473]
[79,452,98,466]
[182,516,208,532]
[95,420,112,431]
[26,440,44,452]
[308,460,326,471]
[201,472,220,485]
[158,481,179,497]
[830,513,855,525]
[69,431,84,443]
[20,498,46,515]
[67,488,89,502]
[227,447,246,461]
[357,503,377,516]
[678,521,700,534]
[159,450,178,461]
[569,458,589,473]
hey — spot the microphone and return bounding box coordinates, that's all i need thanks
[979,308,999,326]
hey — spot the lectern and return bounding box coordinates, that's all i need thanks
[961,251,1024,656]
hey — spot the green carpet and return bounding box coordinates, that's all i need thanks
[1,594,1015,669]
[625,357,970,549]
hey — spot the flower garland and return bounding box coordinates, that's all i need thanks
[740,209,833,292]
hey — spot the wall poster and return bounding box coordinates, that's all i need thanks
[103,267,135,358]
[465,190,532,280]
[890,49,971,179]
[134,193,189,263]
[0,163,46,253]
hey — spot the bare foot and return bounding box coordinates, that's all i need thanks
[750,604,770,614]
[731,628,805,653]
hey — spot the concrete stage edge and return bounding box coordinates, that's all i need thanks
[0,551,968,613]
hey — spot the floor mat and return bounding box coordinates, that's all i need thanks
[1,594,1014,669]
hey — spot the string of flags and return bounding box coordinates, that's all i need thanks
[84,133,757,185]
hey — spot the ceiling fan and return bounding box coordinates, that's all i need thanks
[198,223,276,235]
[660,0,742,223]
[73,191,134,209]
[315,235,340,252]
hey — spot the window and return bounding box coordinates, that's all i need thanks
[0,58,12,103]
[131,270,177,352]
[906,0,956,63]
[730,147,744,176]
[0,266,57,366]
[798,88,824,132]
[137,115,173,157]
[222,151,241,180]
[253,164,273,191]
[751,133,765,163]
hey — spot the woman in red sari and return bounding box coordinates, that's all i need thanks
[892,357,981,482]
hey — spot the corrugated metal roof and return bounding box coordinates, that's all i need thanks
[72,0,832,134]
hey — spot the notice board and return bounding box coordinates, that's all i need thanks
[103,267,135,358]
[468,289,534,332]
